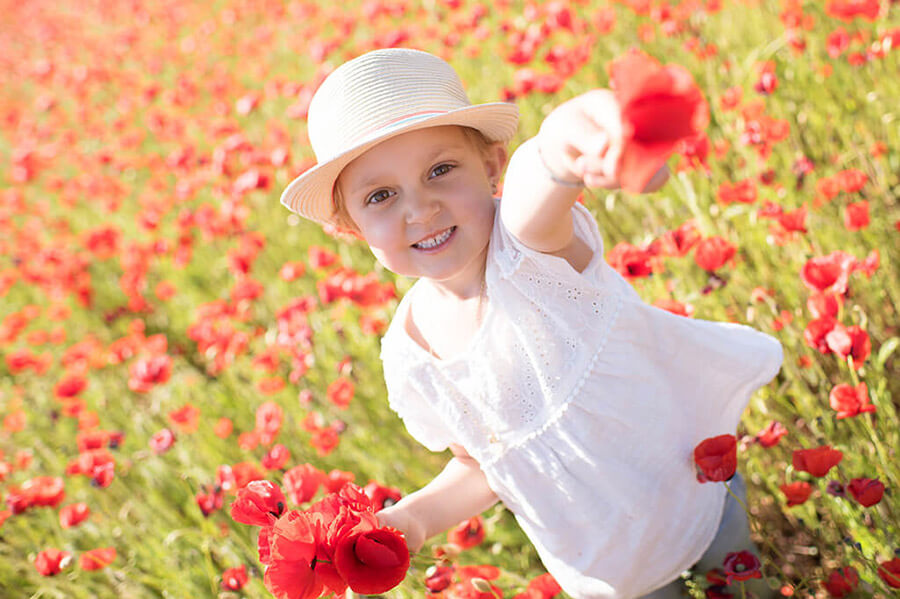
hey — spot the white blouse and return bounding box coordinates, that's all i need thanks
[380,202,783,598]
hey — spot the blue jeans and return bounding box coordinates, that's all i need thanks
[639,475,773,598]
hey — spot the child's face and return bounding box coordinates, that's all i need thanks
[336,125,506,295]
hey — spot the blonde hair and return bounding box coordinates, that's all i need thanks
[331,126,497,233]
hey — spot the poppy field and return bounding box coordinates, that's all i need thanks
[1,0,899,597]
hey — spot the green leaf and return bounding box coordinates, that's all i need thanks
[876,337,899,370]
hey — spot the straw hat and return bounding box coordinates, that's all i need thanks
[280,48,519,226]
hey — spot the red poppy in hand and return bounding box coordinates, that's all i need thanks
[693,434,737,482]
[333,527,410,594]
[609,49,709,193]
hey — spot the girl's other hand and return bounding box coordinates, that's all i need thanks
[377,503,427,554]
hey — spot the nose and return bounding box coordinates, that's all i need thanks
[403,189,440,225]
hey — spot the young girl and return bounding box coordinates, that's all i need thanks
[280,48,782,599]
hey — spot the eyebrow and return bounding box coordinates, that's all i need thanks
[347,143,467,196]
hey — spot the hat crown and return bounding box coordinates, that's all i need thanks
[308,49,473,162]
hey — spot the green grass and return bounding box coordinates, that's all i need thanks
[0,0,898,597]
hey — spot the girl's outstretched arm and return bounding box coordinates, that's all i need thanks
[376,444,498,553]
[500,89,668,259]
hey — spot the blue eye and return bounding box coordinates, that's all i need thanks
[366,189,393,205]
[431,163,453,177]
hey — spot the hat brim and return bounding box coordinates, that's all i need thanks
[280,102,519,226]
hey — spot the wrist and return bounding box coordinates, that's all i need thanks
[535,137,583,189]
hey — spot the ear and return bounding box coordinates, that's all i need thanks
[483,142,509,188]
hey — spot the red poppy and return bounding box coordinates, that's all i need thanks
[283,463,326,505]
[693,434,737,482]
[149,428,176,454]
[327,377,355,409]
[79,547,116,571]
[262,444,291,471]
[279,261,306,281]
[59,502,91,528]
[655,221,700,257]
[826,322,854,355]
[879,558,900,588]
[34,548,72,576]
[168,403,200,433]
[844,201,869,231]
[846,326,871,367]
[308,246,338,269]
[780,481,813,507]
[222,564,249,590]
[196,486,225,517]
[521,572,562,599]
[800,252,856,295]
[310,427,340,456]
[324,469,356,493]
[836,169,869,193]
[717,178,757,205]
[792,446,843,477]
[363,481,402,510]
[426,565,455,592]
[214,417,233,438]
[755,420,787,448]
[846,477,884,507]
[826,0,880,22]
[807,292,841,319]
[128,354,173,393]
[258,376,286,395]
[822,566,859,597]
[8,476,66,513]
[608,49,709,193]
[827,28,851,58]
[652,298,694,317]
[54,373,88,399]
[694,236,736,272]
[722,550,762,584]
[232,461,267,490]
[606,242,654,279]
[776,204,808,234]
[829,382,875,419]
[230,480,287,526]
[448,516,486,549]
[333,527,410,594]
[803,315,839,354]
[264,554,323,599]
[854,249,879,278]
[255,400,284,446]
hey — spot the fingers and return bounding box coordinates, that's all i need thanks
[566,92,625,188]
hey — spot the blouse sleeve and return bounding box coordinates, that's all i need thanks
[492,200,607,284]
[380,331,456,453]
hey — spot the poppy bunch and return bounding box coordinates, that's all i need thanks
[230,479,409,598]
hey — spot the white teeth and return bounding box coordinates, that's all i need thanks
[414,228,453,249]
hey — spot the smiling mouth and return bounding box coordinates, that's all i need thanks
[412,226,455,249]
